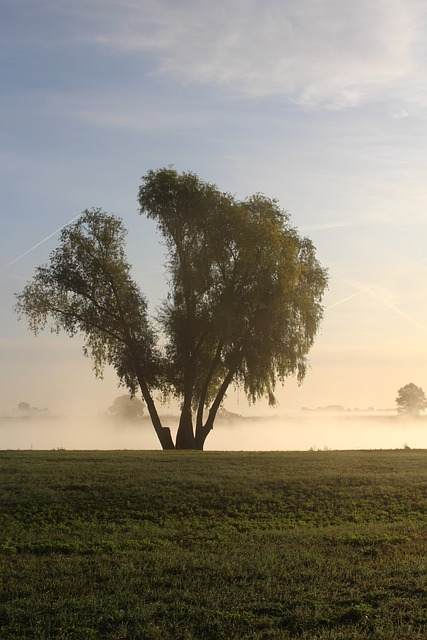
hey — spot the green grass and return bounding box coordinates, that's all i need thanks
[0,450,426,639]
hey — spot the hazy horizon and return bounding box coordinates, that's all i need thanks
[2,410,427,452]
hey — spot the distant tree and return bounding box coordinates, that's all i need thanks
[17,401,47,415]
[396,383,427,416]
[108,395,145,421]
[15,169,327,450]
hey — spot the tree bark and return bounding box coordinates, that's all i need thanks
[175,403,196,449]
[195,367,236,450]
[136,356,237,450]
[156,425,175,450]
[136,372,175,450]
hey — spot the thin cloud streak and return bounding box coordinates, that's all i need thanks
[328,275,427,333]
[3,214,80,270]
[326,290,364,310]
[301,220,374,232]
[371,293,427,332]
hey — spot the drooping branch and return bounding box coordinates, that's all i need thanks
[43,303,128,345]
[88,253,172,448]
[100,260,173,448]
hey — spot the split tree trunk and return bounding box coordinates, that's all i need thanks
[138,368,235,450]
[175,405,196,449]
[148,406,211,451]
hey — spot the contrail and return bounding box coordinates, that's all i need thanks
[3,214,80,270]
[326,276,375,311]
[300,218,381,232]
[327,275,427,332]
[326,290,364,310]
[370,293,427,332]
[301,221,359,232]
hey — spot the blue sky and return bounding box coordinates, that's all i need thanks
[2,0,427,414]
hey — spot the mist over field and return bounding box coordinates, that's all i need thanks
[1,411,426,451]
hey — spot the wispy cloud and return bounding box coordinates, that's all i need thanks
[392,108,410,119]
[8,1,427,112]
[66,0,424,109]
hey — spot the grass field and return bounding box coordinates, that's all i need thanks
[0,450,426,639]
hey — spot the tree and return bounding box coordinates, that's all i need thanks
[16,169,327,450]
[396,383,427,416]
[108,395,145,421]
[18,401,47,415]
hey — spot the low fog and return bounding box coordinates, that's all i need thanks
[1,411,427,451]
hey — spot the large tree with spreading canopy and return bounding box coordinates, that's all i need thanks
[16,169,327,449]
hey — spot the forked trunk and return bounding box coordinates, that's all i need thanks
[175,405,196,449]
[139,367,235,450]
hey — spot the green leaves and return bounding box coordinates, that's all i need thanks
[16,209,159,393]
[16,170,327,448]
[139,168,327,414]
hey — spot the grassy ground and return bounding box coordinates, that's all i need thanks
[0,450,426,639]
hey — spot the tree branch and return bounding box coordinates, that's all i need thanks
[47,304,127,344]
[195,341,223,432]
[205,367,236,430]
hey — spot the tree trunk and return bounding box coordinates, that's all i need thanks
[175,405,196,449]
[194,424,209,450]
[137,362,236,451]
[156,426,175,450]
[136,371,175,450]
[195,367,236,450]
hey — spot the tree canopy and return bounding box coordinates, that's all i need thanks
[16,168,327,449]
[396,383,427,416]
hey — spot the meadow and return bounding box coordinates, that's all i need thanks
[0,450,426,639]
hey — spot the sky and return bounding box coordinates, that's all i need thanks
[2,0,427,416]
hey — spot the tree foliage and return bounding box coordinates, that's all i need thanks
[396,383,427,416]
[16,169,327,449]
